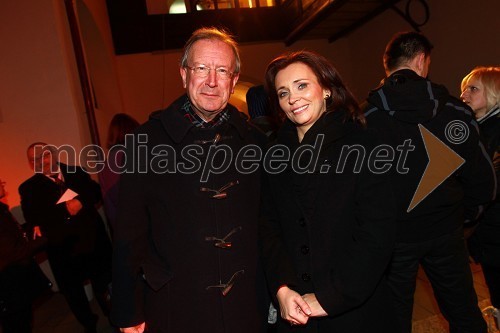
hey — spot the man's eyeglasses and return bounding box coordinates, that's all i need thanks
[185,65,233,80]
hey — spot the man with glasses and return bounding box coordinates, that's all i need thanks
[111,28,269,333]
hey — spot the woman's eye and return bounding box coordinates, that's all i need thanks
[298,83,307,90]
[278,91,288,99]
[470,86,478,92]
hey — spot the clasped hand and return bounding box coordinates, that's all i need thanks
[120,322,146,333]
[66,198,82,216]
[276,286,327,326]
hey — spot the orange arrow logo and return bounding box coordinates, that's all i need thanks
[407,124,465,212]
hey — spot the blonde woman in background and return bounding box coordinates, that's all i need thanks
[461,66,500,312]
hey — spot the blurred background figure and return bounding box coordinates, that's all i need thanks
[461,66,500,312]
[19,143,112,333]
[246,84,280,140]
[0,178,51,333]
[363,32,493,332]
[99,113,140,234]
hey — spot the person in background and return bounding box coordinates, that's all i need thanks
[19,143,113,333]
[99,113,140,234]
[259,50,398,332]
[362,31,495,332]
[111,27,269,333]
[461,66,500,310]
[246,84,280,140]
[0,178,50,333]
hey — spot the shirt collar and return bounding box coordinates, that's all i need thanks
[477,105,500,124]
[179,99,230,129]
[155,95,248,144]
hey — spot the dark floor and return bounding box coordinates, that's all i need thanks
[0,263,492,333]
[411,262,492,332]
[31,292,116,333]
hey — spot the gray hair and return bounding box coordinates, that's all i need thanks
[180,27,241,74]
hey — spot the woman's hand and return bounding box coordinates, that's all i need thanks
[120,322,146,333]
[302,293,328,317]
[276,286,312,325]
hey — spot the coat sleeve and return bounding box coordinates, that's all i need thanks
[110,142,149,328]
[258,171,300,300]
[314,138,398,316]
[458,121,496,224]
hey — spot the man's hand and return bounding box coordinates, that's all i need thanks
[33,226,42,240]
[120,322,146,333]
[66,199,83,216]
[276,286,312,326]
[302,293,328,317]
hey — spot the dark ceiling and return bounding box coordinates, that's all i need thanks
[105,0,427,55]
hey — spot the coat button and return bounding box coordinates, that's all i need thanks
[301,245,309,254]
[301,273,311,282]
[298,217,306,227]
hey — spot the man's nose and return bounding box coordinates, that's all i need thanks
[205,70,218,87]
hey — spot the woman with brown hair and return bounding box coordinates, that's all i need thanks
[100,113,139,232]
[259,50,398,332]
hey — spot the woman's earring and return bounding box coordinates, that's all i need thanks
[325,94,330,100]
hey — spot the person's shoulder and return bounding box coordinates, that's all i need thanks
[229,107,268,143]
[438,96,478,130]
[60,162,83,173]
[348,123,382,146]
[60,164,94,181]
[443,95,473,115]
[18,174,41,193]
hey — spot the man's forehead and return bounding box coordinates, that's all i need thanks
[190,39,234,64]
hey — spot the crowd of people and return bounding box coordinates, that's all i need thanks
[0,27,498,333]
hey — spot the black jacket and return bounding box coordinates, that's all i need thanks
[259,111,398,332]
[0,202,50,312]
[111,95,269,332]
[363,69,496,242]
[19,164,111,266]
[468,106,500,265]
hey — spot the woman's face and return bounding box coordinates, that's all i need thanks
[274,62,330,139]
[461,77,488,118]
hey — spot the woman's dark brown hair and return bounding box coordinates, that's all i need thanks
[106,113,140,149]
[264,50,364,125]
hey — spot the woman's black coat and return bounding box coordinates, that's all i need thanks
[260,111,398,332]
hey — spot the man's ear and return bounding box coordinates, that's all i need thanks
[415,53,426,76]
[180,67,187,88]
[230,72,240,94]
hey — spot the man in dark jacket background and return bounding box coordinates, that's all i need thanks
[111,27,269,333]
[19,143,112,333]
[362,31,496,332]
